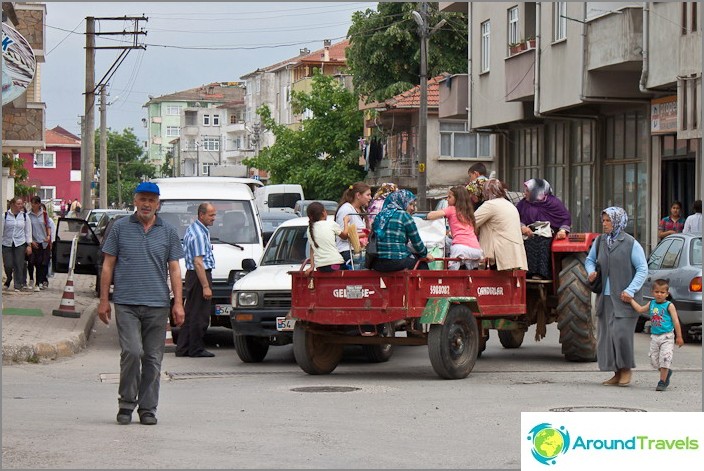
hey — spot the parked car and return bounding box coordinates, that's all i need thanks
[293,199,338,217]
[638,232,702,342]
[93,209,131,239]
[86,209,130,230]
[260,211,298,246]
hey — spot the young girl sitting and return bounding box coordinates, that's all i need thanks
[306,202,350,274]
[426,186,484,270]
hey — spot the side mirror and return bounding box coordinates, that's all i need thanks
[242,258,257,272]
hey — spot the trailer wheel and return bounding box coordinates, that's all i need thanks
[428,305,478,379]
[557,254,597,362]
[361,322,394,363]
[293,323,342,375]
[498,329,525,349]
[234,335,270,363]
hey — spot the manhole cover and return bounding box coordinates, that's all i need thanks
[290,386,361,393]
[550,406,646,412]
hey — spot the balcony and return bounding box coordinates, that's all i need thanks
[224,122,245,133]
[505,47,535,102]
[181,125,199,136]
[586,7,643,72]
[151,116,162,123]
[438,74,468,120]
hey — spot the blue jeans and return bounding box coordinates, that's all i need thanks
[3,243,27,289]
[115,304,169,414]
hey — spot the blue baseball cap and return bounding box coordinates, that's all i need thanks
[134,181,160,195]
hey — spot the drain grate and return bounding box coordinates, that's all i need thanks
[290,386,361,393]
[166,371,295,380]
[550,406,647,412]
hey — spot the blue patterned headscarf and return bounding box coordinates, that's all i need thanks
[373,189,416,238]
[602,206,627,247]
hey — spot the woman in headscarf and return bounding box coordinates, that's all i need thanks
[367,182,398,226]
[585,207,648,387]
[515,178,572,279]
[473,179,528,271]
[369,189,433,272]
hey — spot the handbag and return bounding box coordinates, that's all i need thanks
[528,221,553,238]
[589,236,602,294]
[364,231,379,269]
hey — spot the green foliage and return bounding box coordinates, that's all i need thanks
[244,71,365,201]
[2,153,35,198]
[346,2,468,103]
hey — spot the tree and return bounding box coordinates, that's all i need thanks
[94,128,156,206]
[2,153,35,199]
[244,71,365,201]
[346,2,468,103]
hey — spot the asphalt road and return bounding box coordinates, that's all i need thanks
[2,320,701,469]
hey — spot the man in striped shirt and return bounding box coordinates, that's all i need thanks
[176,202,217,358]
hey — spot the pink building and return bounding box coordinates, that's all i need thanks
[20,126,82,207]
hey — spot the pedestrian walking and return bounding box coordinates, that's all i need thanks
[682,200,702,234]
[175,202,217,358]
[3,197,32,291]
[27,196,52,291]
[98,181,185,426]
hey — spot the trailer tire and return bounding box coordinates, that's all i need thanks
[428,305,478,379]
[557,254,597,362]
[361,323,394,363]
[498,329,525,349]
[293,323,342,375]
[234,335,270,363]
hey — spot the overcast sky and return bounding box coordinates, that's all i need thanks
[43,2,378,145]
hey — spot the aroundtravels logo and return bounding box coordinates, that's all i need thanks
[526,423,571,465]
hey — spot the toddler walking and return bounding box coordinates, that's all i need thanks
[306,202,350,274]
[426,186,483,270]
[628,279,684,391]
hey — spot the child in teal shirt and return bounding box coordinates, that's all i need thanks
[628,279,684,391]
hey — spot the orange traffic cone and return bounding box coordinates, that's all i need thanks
[52,274,81,318]
[164,319,176,353]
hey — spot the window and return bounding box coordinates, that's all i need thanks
[202,137,220,151]
[38,187,56,202]
[439,122,491,158]
[554,2,566,41]
[166,105,182,116]
[203,114,210,126]
[648,240,672,270]
[185,110,197,126]
[507,7,519,51]
[682,3,698,34]
[166,126,180,137]
[34,151,55,168]
[201,162,216,176]
[661,238,684,269]
[213,114,220,126]
[230,114,237,124]
[480,21,491,72]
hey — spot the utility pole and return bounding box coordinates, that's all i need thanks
[99,85,108,208]
[116,151,122,207]
[82,15,147,211]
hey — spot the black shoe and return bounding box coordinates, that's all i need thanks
[138,410,157,425]
[174,351,188,357]
[116,408,132,425]
[191,350,215,357]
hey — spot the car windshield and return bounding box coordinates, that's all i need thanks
[691,238,702,266]
[260,226,308,266]
[158,200,259,245]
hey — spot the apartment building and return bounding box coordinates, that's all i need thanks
[2,2,46,200]
[142,82,246,171]
[440,1,701,251]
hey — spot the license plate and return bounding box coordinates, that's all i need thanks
[215,304,232,316]
[276,317,295,331]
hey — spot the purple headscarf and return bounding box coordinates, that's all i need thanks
[516,179,572,232]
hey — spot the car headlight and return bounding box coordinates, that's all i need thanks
[237,292,259,307]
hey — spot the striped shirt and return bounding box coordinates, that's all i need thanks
[102,214,184,307]
[183,219,215,270]
[376,211,427,260]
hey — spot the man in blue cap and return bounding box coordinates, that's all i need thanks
[98,181,185,426]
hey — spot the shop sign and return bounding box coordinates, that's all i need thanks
[650,96,677,134]
[2,23,36,106]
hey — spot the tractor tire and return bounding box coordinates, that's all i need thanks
[361,323,394,363]
[498,329,525,349]
[234,335,270,363]
[556,253,597,362]
[428,305,478,379]
[293,323,343,375]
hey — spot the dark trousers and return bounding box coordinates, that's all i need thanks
[176,269,212,356]
[3,243,27,289]
[27,245,49,285]
[371,255,429,272]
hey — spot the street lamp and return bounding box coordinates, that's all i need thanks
[412,3,446,211]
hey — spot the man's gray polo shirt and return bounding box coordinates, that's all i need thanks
[102,214,184,307]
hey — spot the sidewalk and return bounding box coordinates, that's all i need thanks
[1,272,99,364]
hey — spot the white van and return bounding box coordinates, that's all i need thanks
[152,177,265,332]
[254,184,304,214]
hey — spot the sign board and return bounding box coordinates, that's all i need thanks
[651,96,678,135]
[2,23,36,106]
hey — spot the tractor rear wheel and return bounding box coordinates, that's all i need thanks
[498,329,525,349]
[428,305,478,379]
[556,253,597,362]
[293,323,342,375]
